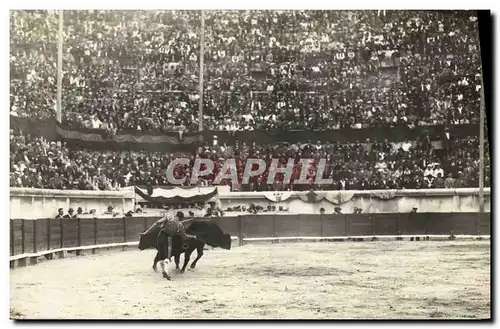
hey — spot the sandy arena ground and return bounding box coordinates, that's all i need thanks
[10,241,490,320]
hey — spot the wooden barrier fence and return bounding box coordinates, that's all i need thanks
[10,212,491,267]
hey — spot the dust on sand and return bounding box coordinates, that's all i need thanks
[10,241,490,319]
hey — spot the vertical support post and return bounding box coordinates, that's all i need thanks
[33,220,38,253]
[47,218,51,251]
[76,218,82,255]
[476,212,481,236]
[296,215,301,238]
[371,214,375,236]
[10,219,14,256]
[272,215,276,237]
[123,217,128,243]
[396,214,400,236]
[92,217,98,254]
[123,216,127,251]
[344,214,349,236]
[21,219,25,254]
[320,214,324,237]
[56,10,64,123]
[476,15,486,232]
[449,212,454,237]
[60,217,64,248]
[238,216,243,246]
[478,80,485,236]
[198,10,205,132]
[424,213,429,235]
[478,76,485,215]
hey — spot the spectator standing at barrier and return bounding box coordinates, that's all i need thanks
[423,174,434,188]
[433,164,444,178]
[455,172,465,188]
[444,173,455,188]
[63,208,77,219]
[104,206,116,216]
[55,208,64,219]
[77,207,84,216]
[423,164,434,177]
[434,173,445,188]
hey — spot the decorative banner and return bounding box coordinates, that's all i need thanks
[370,190,397,200]
[135,186,218,205]
[10,116,479,151]
[324,191,356,205]
[298,190,326,203]
[263,191,294,203]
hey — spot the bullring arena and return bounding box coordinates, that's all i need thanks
[9,9,492,320]
[10,239,490,319]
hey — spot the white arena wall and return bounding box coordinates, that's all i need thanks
[9,186,490,220]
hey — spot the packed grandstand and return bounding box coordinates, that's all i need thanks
[10,10,490,191]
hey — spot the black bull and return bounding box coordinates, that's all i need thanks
[138,219,232,273]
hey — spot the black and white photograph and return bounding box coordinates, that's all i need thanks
[6,5,493,321]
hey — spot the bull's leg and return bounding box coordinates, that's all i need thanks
[181,249,193,273]
[190,246,204,269]
[174,253,181,272]
[152,251,160,272]
[159,259,171,281]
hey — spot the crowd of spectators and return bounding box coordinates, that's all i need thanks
[11,10,482,132]
[10,10,488,193]
[220,135,490,191]
[10,129,490,191]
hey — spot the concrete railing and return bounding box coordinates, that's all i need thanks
[9,187,136,220]
[219,188,491,214]
[9,187,490,219]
